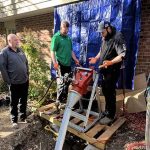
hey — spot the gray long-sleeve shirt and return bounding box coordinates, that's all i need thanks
[0,46,29,84]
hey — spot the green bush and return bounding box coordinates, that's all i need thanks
[0,77,8,93]
[0,35,8,94]
[0,35,6,50]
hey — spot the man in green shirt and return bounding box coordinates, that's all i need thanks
[51,20,79,103]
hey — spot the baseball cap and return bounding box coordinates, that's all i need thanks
[97,21,111,32]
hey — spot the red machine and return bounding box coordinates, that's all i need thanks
[72,67,93,95]
[55,67,100,150]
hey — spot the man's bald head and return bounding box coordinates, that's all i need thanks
[7,34,16,41]
[7,34,19,50]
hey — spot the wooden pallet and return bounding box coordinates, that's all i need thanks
[37,103,126,150]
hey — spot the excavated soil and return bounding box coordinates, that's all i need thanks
[0,102,146,150]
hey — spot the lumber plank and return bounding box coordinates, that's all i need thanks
[36,111,60,126]
[70,117,81,124]
[86,124,105,138]
[37,103,126,150]
[70,111,86,124]
[37,103,56,112]
[67,126,105,150]
[43,108,57,115]
[97,117,126,143]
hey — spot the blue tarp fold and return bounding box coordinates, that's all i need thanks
[53,0,141,89]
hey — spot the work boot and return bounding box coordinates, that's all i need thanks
[19,119,27,123]
[12,123,19,129]
[100,111,109,119]
[99,116,113,125]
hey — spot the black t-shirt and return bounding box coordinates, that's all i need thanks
[99,30,126,73]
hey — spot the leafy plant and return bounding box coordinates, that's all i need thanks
[20,28,56,103]
[0,34,6,50]
[0,78,8,93]
[0,35,8,94]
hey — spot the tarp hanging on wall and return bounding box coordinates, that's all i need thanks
[53,0,141,89]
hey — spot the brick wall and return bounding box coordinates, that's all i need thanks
[0,22,5,35]
[0,22,6,49]
[16,13,54,62]
[16,12,54,42]
[136,0,150,76]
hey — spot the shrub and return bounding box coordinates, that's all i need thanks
[20,29,56,102]
[0,35,6,50]
[0,35,8,93]
[0,76,8,93]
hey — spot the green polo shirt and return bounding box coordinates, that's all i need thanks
[51,31,72,66]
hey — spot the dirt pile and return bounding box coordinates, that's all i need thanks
[0,107,55,150]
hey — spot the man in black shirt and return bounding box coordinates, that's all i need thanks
[89,21,126,125]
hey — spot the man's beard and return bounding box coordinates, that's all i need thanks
[105,31,112,41]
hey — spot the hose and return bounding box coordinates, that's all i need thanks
[37,70,73,107]
[37,78,55,106]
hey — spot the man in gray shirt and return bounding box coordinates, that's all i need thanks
[0,34,29,128]
[89,21,126,125]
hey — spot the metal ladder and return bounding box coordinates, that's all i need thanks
[68,72,100,132]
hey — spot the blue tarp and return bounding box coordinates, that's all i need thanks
[53,0,141,89]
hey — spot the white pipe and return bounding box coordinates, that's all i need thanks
[146,88,150,150]
[55,90,81,150]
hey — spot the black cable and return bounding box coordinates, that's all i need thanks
[38,78,55,104]
[122,59,126,115]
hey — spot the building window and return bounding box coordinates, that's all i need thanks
[6,28,16,34]
[4,20,16,35]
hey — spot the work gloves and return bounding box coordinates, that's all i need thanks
[54,63,59,70]
[99,60,113,68]
[89,57,113,68]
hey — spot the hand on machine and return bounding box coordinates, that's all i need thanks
[89,57,98,64]
[74,59,80,66]
[53,62,59,70]
[99,60,113,68]
[89,56,113,69]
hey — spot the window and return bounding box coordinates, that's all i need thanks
[4,20,16,35]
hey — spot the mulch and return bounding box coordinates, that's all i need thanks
[106,111,146,150]
[125,112,146,132]
[124,112,146,150]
